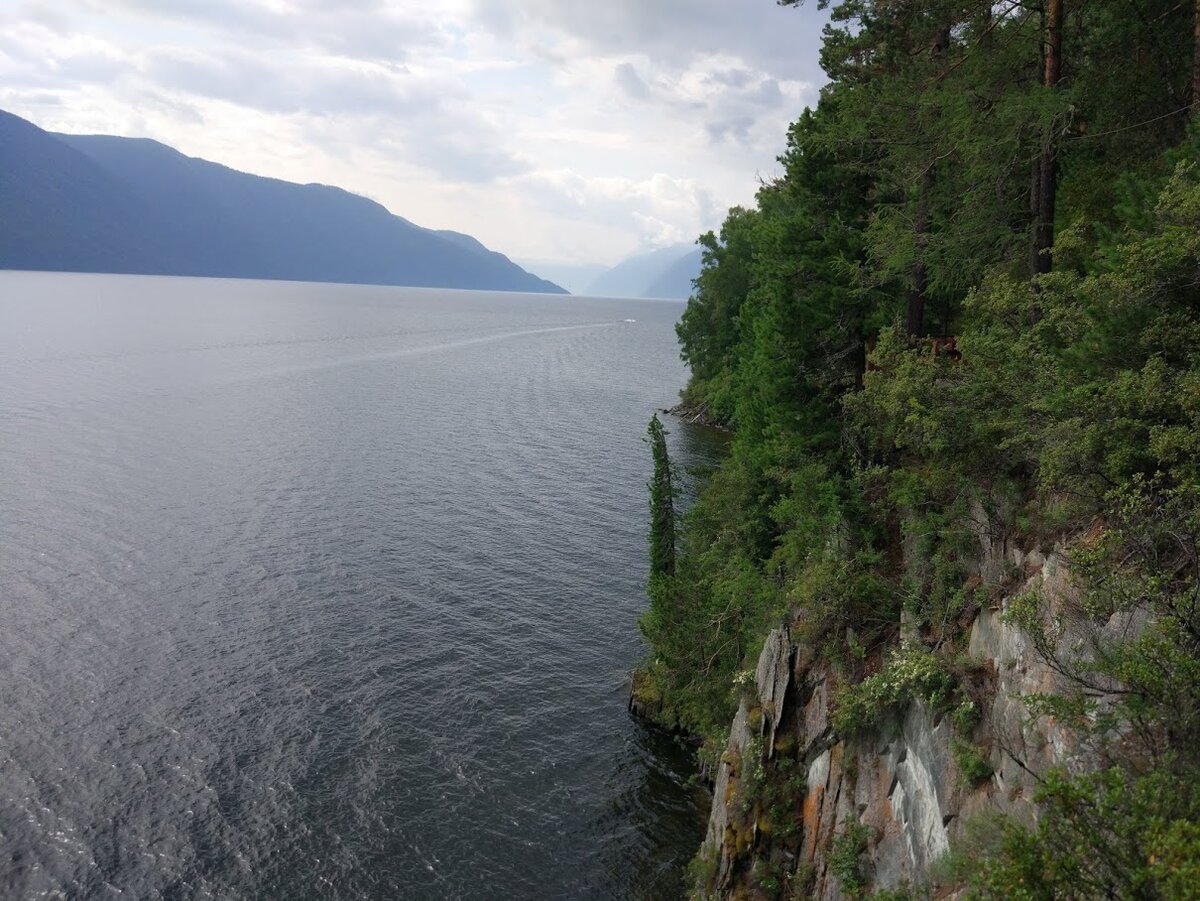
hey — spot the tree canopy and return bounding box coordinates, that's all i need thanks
[640,1,1200,895]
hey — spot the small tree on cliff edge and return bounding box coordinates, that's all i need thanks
[646,414,676,579]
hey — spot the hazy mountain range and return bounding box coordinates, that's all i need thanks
[576,244,701,299]
[0,109,564,293]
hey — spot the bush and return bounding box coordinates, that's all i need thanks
[830,821,873,898]
[951,738,993,786]
[832,645,958,735]
[964,767,1200,899]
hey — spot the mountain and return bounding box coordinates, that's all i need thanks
[583,244,702,299]
[514,260,608,296]
[0,109,564,293]
[644,248,703,299]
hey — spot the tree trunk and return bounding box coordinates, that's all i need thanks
[907,166,933,337]
[906,26,950,337]
[1031,0,1063,278]
[1193,0,1200,117]
[1028,155,1043,279]
[1033,142,1056,276]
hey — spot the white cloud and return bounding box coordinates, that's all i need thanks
[612,62,649,100]
[464,0,827,75]
[0,0,829,265]
[519,170,717,249]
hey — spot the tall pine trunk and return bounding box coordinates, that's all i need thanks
[1193,0,1200,117]
[906,26,950,337]
[1031,0,1063,278]
[906,166,933,337]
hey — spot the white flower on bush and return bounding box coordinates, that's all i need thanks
[732,669,756,688]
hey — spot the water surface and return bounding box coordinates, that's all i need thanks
[0,272,717,900]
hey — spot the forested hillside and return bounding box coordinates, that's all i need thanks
[638,2,1200,896]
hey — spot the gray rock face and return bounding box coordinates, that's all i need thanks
[756,628,793,755]
[892,703,953,873]
[701,627,794,887]
[696,516,1135,898]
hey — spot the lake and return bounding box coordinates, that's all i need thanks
[0,271,718,899]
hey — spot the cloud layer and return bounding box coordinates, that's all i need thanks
[0,0,827,265]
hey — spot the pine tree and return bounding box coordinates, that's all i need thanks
[646,414,676,579]
[1030,0,1065,277]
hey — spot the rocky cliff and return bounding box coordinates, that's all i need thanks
[695,514,1137,898]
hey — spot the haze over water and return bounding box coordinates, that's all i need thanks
[0,272,715,899]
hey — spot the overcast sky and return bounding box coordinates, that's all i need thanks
[0,0,828,269]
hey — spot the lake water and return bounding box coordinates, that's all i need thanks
[0,272,718,900]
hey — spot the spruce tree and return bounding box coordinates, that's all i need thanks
[646,414,676,579]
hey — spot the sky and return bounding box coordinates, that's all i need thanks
[0,0,829,271]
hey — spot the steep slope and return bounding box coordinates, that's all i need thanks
[697,515,1131,898]
[644,248,702,299]
[0,109,564,293]
[639,5,1200,898]
[585,244,701,298]
[0,110,185,275]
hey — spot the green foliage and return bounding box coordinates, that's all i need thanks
[963,767,1200,900]
[949,698,980,735]
[686,843,720,900]
[637,453,791,738]
[645,413,677,579]
[868,887,920,901]
[644,1,1200,890]
[676,208,759,425]
[831,644,958,735]
[737,736,768,815]
[751,857,785,897]
[967,452,1200,894]
[950,738,993,786]
[830,820,873,898]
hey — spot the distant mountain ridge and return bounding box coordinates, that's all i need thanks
[584,244,702,299]
[514,260,608,296]
[0,109,565,293]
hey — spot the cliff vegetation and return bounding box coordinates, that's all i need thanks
[637,2,1200,897]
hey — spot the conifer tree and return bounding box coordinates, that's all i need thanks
[1030,0,1065,277]
[646,414,676,579]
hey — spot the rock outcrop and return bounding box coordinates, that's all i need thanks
[696,516,1133,898]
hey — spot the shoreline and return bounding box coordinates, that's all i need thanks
[662,401,729,432]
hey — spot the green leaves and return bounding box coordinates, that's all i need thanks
[831,644,959,735]
[655,8,1200,893]
[965,766,1200,899]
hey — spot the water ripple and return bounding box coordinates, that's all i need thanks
[0,272,723,900]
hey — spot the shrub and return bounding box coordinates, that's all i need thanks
[832,645,958,735]
[830,821,873,898]
[951,738,993,786]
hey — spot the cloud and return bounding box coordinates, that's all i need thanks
[0,22,133,89]
[71,0,443,63]
[467,0,827,78]
[705,117,754,145]
[613,62,648,100]
[0,10,526,185]
[143,48,442,119]
[0,0,830,264]
[520,169,717,248]
[404,128,532,183]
